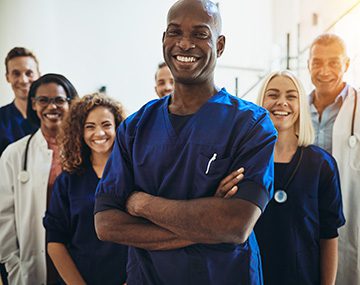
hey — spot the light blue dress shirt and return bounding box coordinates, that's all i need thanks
[309,84,349,154]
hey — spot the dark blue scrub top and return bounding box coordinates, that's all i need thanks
[0,101,37,156]
[95,88,277,285]
[254,145,345,285]
[43,165,127,285]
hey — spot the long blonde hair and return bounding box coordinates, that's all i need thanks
[257,70,314,146]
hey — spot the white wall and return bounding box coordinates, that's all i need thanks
[216,0,273,102]
[271,0,360,92]
[0,0,273,113]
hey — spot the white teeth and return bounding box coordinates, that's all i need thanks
[94,139,107,144]
[176,56,196,63]
[45,114,60,119]
[273,111,289,116]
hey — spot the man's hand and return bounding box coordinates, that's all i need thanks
[214,167,244,198]
[126,168,245,216]
[126,191,152,216]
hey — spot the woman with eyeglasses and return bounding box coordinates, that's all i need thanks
[0,73,78,285]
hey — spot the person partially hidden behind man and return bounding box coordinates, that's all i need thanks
[154,61,174,98]
[0,47,40,285]
[94,1,277,284]
[0,47,40,156]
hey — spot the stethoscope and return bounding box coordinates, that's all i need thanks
[274,148,304,204]
[348,89,358,148]
[17,132,36,183]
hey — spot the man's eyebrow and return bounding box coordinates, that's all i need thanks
[193,25,211,30]
[167,23,180,28]
[167,23,211,30]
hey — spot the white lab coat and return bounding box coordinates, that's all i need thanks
[333,87,360,284]
[0,129,52,285]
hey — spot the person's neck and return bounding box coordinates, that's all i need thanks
[169,80,218,115]
[41,126,58,142]
[91,152,110,178]
[14,98,28,118]
[274,130,298,163]
[313,82,345,117]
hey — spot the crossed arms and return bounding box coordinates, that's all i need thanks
[95,168,262,250]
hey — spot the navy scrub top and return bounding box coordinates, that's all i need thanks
[95,89,277,285]
[254,146,345,285]
[43,164,127,285]
[0,102,37,156]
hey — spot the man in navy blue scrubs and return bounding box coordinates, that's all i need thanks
[95,1,277,284]
[0,47,40,156]
[0,47,40,284]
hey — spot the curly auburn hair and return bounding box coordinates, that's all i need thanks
[59,93,126,173]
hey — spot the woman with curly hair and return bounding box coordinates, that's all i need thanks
[43,93,128,285]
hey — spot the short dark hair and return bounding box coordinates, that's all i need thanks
[27,73,79,127]
[5,47,40,74]
[155,62,168,81]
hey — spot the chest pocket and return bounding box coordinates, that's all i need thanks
[194,152,231,197]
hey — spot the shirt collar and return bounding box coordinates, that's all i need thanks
[309,82,349,105]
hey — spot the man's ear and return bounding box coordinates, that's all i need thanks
[344,57,350,73]
[6,73,10,83]
[216,35,225,57]
[162,32,166,43]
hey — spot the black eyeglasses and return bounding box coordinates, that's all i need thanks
[33,96,70,107]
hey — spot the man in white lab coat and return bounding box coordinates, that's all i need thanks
[308,33,360,285]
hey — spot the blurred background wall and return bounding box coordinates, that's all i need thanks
[1,0,359,113]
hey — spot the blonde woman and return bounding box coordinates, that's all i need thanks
[254,71,345,285]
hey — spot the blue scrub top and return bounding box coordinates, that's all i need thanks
[95,88,277,285]
[0,101,37,156]
[43,165,127,285]
[254,146,345,285]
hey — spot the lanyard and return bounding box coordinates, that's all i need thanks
[274,147,304,203]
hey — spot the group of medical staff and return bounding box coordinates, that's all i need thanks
[0,31,359,285]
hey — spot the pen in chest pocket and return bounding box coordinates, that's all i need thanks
[205,153,217,175]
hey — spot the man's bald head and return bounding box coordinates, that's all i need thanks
[167,0,222,36]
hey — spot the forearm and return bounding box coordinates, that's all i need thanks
[320,238,338,285]
[128,194,260,244]
[48,242,86,285]
[95,209,194,250]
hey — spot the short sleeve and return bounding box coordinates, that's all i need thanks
[232,110,277,212]
[318,155,345,239]
[43,173,72,243]
[94,121,135,213]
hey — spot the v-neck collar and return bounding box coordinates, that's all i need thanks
[162,88,227,141]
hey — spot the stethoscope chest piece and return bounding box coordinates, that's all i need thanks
[349,135,357,148]
[18,170,30,183]
[274,189,287,203]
